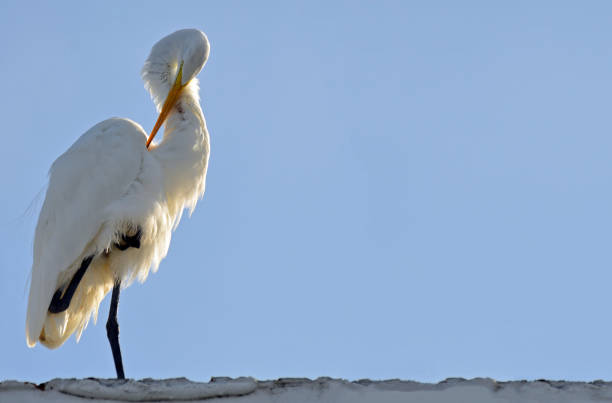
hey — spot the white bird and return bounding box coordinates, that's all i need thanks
[25,29,211,379]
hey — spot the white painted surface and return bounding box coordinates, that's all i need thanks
[2,377,612,403]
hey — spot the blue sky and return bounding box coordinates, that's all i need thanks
[2,1,612,383]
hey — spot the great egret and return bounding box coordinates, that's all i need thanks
[25,29,211,379]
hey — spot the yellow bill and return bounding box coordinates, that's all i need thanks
[146,62,185,149]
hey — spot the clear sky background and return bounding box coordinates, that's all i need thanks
[1,1,612,384]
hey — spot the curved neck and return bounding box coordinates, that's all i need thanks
[151,80,210,219]
[158,80,205,147]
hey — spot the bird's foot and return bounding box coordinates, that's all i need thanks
[115,227,142,251]
[48,255,94,313]
[49,287,69,313]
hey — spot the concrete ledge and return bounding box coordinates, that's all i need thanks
[3,377,612,402]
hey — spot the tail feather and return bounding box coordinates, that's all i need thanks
[26,259,114,349]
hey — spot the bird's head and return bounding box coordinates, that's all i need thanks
[141,29,210,148]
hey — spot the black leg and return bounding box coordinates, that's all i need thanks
[115,227,142,251]
[49,255,94,313]
[106,281,125,379]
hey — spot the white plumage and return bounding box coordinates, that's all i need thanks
[25,29,211,357]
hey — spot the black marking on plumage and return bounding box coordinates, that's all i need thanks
[176,100,185,116]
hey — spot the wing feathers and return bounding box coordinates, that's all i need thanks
[26,118,147,347]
